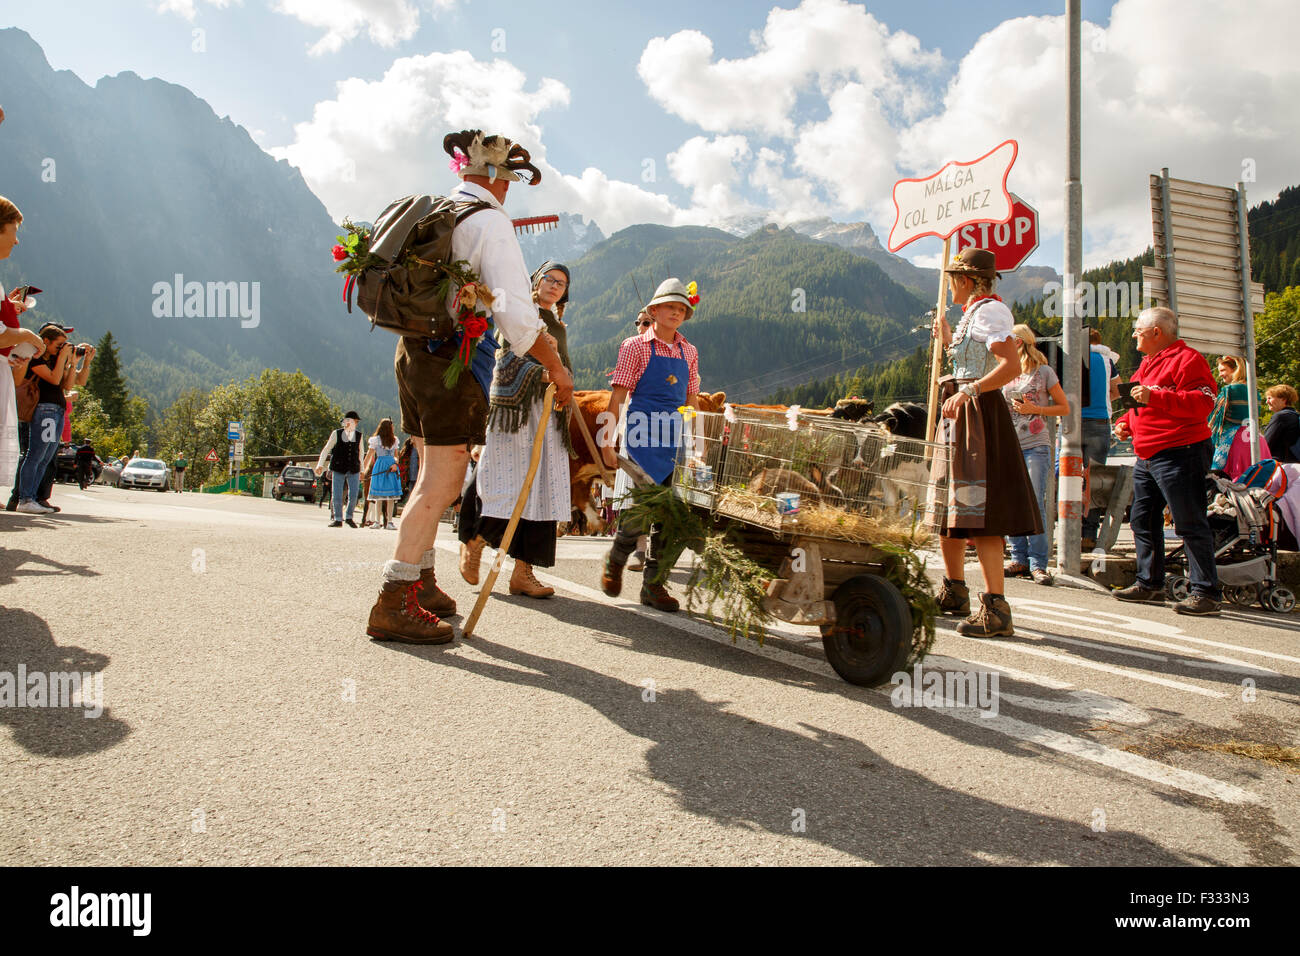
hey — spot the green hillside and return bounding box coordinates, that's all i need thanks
[563,223,929,400]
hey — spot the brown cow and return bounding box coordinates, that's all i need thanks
[565,389,728,534]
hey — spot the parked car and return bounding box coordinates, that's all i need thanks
[273,465,318,502]
[97,457,125,487]
[120,458,171,492]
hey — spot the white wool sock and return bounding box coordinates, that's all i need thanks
[420,549,437,570]
[382,559,421,584]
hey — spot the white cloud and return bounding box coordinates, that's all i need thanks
[639,0,939,139]
[269,51,687,234]
[899,0,1300,267]
[272,0,422,55]
[667,135,758,222]
[155,0,238,20]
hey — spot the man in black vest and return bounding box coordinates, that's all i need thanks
[314,412,363,527]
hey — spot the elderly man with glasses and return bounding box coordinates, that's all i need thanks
[1112,306,1221,615]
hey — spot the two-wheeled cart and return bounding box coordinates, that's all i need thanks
[670,407,947,686]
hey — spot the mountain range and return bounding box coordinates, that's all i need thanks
[0,27,1064,421]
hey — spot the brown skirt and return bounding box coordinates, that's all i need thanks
[926,390,1044,539]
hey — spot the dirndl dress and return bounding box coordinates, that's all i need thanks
[925,302,1043,539]
[368,439,402,500]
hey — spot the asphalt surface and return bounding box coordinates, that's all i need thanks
[2,485,1297,866]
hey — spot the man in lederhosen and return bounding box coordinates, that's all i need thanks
[927,249,1042,637]
[365,129,573,645]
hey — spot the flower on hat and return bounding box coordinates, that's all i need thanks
[686,280,700,306]
[448,148,469,174]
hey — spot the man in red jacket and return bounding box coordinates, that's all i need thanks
[1112,306,1220,615]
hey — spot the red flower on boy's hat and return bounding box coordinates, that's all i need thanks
[331,244,348,261]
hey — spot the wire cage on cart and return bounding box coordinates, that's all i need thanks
[673,408,947,545]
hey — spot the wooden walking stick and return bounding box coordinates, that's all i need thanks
[462,382,558,638]
[924,235,953,447]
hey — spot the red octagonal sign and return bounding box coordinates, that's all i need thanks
[952,193,1039,272]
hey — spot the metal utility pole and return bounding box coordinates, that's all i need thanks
[1236,182,1262,465]
[1057,0,1084,575]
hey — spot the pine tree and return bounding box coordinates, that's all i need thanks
[85,330,129,426]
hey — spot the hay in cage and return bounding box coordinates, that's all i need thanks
[714,486,930,548]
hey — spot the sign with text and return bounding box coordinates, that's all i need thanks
[888,140,1018,252]
[952,192,1039,272]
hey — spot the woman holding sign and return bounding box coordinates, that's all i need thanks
[927,248,1042,638]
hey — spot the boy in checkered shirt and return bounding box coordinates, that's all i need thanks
[599,278,700,611]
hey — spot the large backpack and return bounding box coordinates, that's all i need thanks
[345,194,491,340]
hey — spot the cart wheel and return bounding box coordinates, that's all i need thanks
[820,574,912,687]
[1265,586,1296,614]
[1165,576,1191,602]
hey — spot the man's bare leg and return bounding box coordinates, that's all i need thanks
[394,440,469,564]
[367,440,470,643]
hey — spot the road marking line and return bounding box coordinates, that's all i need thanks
[1015,615,1278,676]
[1014,598,1300,665]
[945,626,1228,698]
[447,543,1256,804]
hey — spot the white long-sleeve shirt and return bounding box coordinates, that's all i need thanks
[445,181,544,355]
[315,427,362,473]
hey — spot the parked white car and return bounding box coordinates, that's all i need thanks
[120,458,171,492]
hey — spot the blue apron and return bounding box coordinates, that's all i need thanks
[626,342,689,483]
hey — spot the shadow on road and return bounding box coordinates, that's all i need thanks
[0,543,101,588]
[0,606,130,757]
[392,628,1212,865]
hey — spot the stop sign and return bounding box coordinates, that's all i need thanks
[952,193,1039,272]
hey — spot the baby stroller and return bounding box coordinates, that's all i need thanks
[1163,459,1296,613]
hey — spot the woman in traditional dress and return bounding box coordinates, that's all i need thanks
[928,248,1043,637]
[362,418,403,529]
[458,261,574,598]
[1208,355,1251,474]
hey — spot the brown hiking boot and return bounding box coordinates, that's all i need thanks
[416,567,457,617]
[509,562,554,598]
[956,593,1014,638]
[460,536,485,586]
[367,580,454,645]
[937,577,971,616]
[601,555,624,598]
[640,583,680,612]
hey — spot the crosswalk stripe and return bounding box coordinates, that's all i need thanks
[944,626,1229,698]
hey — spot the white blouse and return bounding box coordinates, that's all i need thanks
[954,298,1016,351]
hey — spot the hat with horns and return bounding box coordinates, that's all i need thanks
[443,130,542,186]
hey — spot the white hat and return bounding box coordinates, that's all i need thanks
[443,129,541,185]
[645,278,697,319]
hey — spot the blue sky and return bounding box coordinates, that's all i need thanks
[8,0,1293,273]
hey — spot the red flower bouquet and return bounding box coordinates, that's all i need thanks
[444,281,495,388]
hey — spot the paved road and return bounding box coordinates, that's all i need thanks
[2,486,1297,865]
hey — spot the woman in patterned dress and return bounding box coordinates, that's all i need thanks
[458,262,574,598]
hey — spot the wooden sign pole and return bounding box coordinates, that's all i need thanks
[924,235,952,444]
